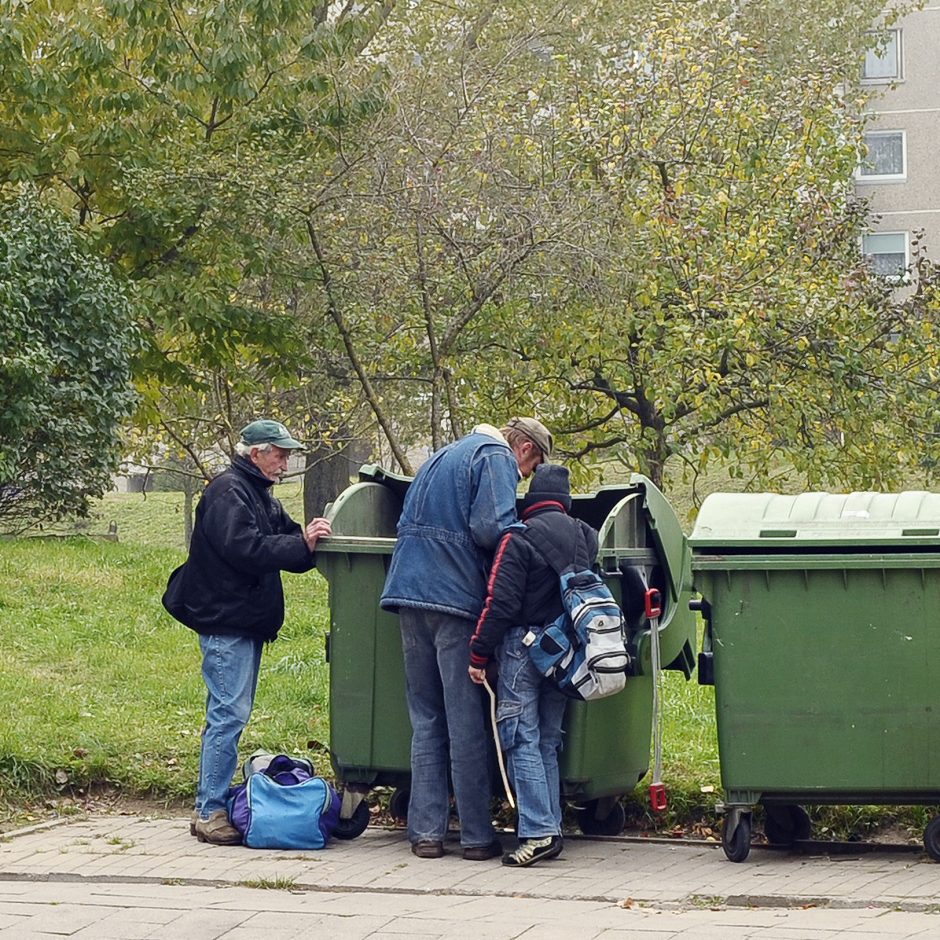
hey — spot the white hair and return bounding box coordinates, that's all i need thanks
[235,441,273,457]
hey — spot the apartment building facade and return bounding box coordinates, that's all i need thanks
[856,4,940,276]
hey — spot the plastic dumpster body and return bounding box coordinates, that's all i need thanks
[318,464,696,837]
[690,491,940,862]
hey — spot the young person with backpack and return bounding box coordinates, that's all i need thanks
[468,464,599,867]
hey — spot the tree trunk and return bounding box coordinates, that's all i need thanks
[303,438,374,523]
[183,488,194,548]
[640,431,669,491]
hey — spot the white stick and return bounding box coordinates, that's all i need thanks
[482,675,515,809]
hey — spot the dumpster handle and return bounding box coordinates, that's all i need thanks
[483,675,515,810]
[646,587,667,812]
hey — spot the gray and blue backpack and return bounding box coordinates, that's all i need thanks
[523,525,630,701]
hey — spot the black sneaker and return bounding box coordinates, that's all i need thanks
[502,835,563,868]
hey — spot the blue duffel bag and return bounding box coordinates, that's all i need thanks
[227,753,341,850]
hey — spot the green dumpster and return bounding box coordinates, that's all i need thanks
[690,491,940,862]
[318,464,696,837]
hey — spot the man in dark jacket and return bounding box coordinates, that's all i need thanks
[162,419,332,844]
[469,464,598,867]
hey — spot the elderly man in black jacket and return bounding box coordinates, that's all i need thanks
[468,464,598,868]
[162,419,331,844]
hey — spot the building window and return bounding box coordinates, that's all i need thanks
[857,130,906,182]
[862,29,901,82]
[862,232,909,278]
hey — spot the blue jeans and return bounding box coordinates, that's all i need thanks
[497,626,567,838]
[399,608,495,847]
[196,633,264,817]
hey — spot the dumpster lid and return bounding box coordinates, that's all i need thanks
[358,463,411,499]
[357,465,687,592]
[357,463,641,531]
[625,473,687,598]
[690,491,940,548]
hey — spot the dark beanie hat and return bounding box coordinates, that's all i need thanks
[523,464,572,511]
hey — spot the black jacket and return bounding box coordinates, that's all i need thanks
[469,500,599,667]
[162,457,315,641]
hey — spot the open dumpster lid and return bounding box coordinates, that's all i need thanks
[625,474,687,599]
[690,491,940,549]
[356,466,687,591]
[358,466,686,585]
[358,463,638,530]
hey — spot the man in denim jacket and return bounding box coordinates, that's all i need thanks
[381,417,552,860]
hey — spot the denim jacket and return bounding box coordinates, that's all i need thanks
[380,430,520,621]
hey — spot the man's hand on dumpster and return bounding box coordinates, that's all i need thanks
[468,665,486,685]
[304,517,332,552]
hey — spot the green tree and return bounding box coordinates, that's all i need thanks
[0,0,392,499]
[266,0,937,495]
[408,0,937,491]
[5,0,937,500]
[0,189,139,528]
[274,0,621,468]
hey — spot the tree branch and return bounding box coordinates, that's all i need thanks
[305,216,413,474]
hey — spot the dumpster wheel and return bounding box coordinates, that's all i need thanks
[388,787,410,822]
[722,810,751,862]
[333,799,371,840]
[577,799,626,836]
[763,803,811,846]
[924,817,940,862]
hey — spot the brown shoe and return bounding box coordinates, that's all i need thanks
[190,811,198,837]
[411,840,444,858]
[463,839,503,861]
[194,810,242,845]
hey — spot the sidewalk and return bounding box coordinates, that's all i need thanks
[1,814,938,938]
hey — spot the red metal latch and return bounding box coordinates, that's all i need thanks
[649,782,668,812]
[644,587,662,620]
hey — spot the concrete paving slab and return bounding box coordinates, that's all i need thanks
[1,817,940,938]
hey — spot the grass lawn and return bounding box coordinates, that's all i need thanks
[0,484,330,827]
[0,482,931,843]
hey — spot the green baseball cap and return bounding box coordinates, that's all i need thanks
[239,419,304,450]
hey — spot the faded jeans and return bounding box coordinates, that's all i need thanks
[196,633,264,817]
[497,625,567,838]
[399,608,495,848]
